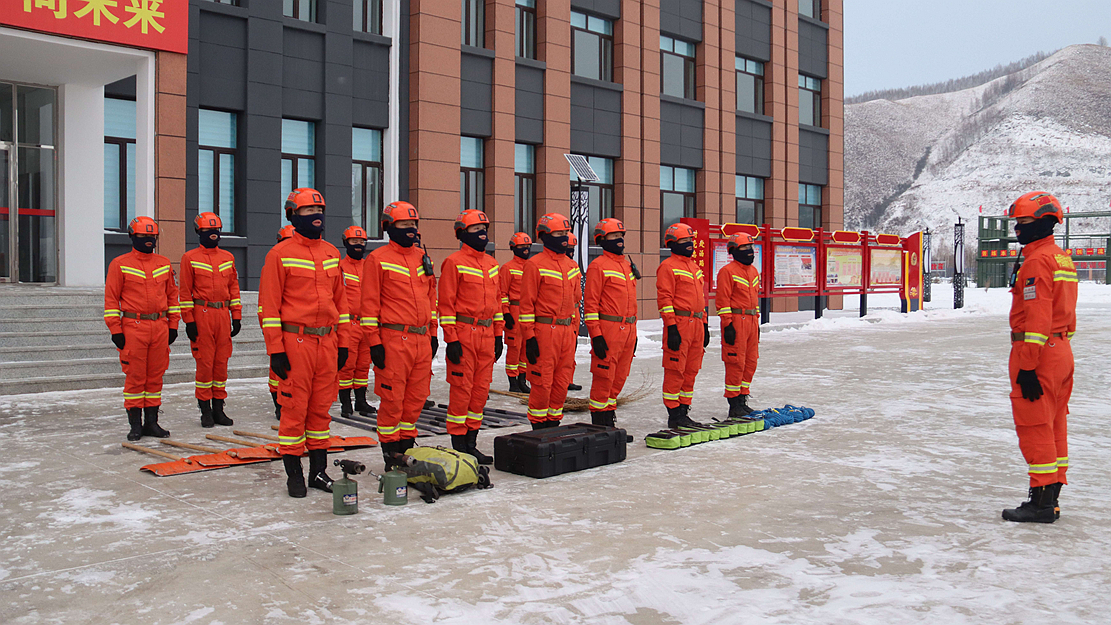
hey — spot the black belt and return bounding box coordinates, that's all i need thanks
[740,309,759,316]
[599,314,637,323]
[123,311,165,320]
[281,323,335,336]
[675,310,705,319]
[381,323,428,335]
[457,315,493,327]
[536,316,575,326]
[193,298,230,309]
[509,300,521,306]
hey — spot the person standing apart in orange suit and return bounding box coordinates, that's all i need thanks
[104,216,180,441]
[657,222,709,430]
[500,232,532,393]
[337,225,376,419]
[716,233,761,418]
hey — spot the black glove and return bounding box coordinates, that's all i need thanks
[168,328,178,345]
[338,347,349,370]
[369,344,386,370]
[430,336,439,359]
[703,323,710,347]
[592,335,609,361]
[504,313,515,330]
[666,324,681,351]
[446,340,463,365]
[185,321,198,342]
[111,333,126,350]
[723,322,736,346]
[526,337,540,365]
[230,318,241,338]
[494,336,503,362]
[1016,369,1043,401]
[270,352,291,380]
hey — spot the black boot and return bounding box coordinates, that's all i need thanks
[339,389,354,418]
[568,382,582,391]
[738,394,754,416]
[307,449,334,493]
[399,438,416,453]
[212,398,233,426]
[518,374,531,393]
[142,406,170,438]
[451,433,471,454]
[466,429,493,465]
[271,391,281,420]
[198,399,214,428]
[667,405,684,429]
[1047,482,1063,520]
[679,404,702,427]
[508,374,523,393]
[727,396,752,419]
[283,454,307,498]
[1002,485,1056,523]
[353,387,376,415]
[126,407,143,441]
[382,441,400,472]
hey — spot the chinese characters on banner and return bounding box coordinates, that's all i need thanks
[680,217,711,298]
[1,1,188,54]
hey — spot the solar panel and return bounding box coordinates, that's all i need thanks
[565,154,599,182]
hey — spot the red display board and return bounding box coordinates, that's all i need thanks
[1,0,189,54]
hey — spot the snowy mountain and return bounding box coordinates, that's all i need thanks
[845,44,1111,237]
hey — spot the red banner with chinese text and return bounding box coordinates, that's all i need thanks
[1,0,187,54]
[680,217,712,299]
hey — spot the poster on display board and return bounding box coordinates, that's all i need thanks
[870,248,903,285]
[711,241,762,290]
[826,248,863,287]
[774,246,817,288]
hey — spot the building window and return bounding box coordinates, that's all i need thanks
[660,36,696,100]
[516,0,537,59]
[461,136,485,212]
[514,144,536,235]
[354,0,382,34]
[799,74,822,127]
[281,119,315,214]
[735,175,765,225]
[352,127,383,238]
[283,0,316,22]
[198,109,237,233]
[462,0,485,48]
[203,0,238,4]
[570,155,614,226]
[571,11,613,82]
[799,183,822,229]
[736,57,765,114]
[799,0,820,19]
[660,165,696,237]
[103,97,135,231]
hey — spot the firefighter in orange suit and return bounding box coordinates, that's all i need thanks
[361,201,438,470]
[500,232,532,392]
[260,189,351,498]
[1002,191,1077,523]
[564,233,584,392]
[657,222,709,429]
[337,225,376,419]
[520,212,581,429]
[180,212,241,429]
[716,233,761,418]
[104,216,180,441]
[262,224,295,420]
[439,209,503,463]
[584,218,638,428]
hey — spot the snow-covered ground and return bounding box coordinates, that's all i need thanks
[2,284,1110,624]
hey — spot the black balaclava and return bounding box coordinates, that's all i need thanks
[541,232,569,254]
[669,240,694,257]
[198,229,221,249]
[512,244,532,260]
[458,227,488,253]
[1014,217,1056,246]
[290,212,325,239]
[344,241,367,260]
[387,223,418,248]
[131,235,156,254]
[600,236,625,256]
[732,247,756,265]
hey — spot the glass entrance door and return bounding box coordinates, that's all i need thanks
[1,147,9,281]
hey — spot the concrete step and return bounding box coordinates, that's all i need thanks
[0,335,266,362]
[0,364,271,395]
[0,329,267,349]
[0,304,104,320]
[0,287,104,307]
[0,349,269,381]
[0,317,107,333]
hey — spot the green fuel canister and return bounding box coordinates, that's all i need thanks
[332,459,366,515]
[378,469,408,505]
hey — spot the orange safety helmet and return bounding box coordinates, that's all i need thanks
[567,233,578,247]
[382,201,420,227]
[454,209,490,233]
[536,212,571,236]
[277,225,295,241]
[128,216,159,237]
[593,218,626,244]
[194,211,222,231]
[285,188,326,214]
[663,222,696,246]
[343,225,368,240]
[1008,191,1064,223]
[509,232,533,247]
[727,233,755,249]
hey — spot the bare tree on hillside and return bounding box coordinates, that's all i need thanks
[1099,36,1108,46]
[847,51,1054,104]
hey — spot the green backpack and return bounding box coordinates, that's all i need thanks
[402,446,493,503]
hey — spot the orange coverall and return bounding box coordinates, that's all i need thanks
[338,255,371,393]
[361,241,437,443]
[104,250,181,409]
[520,247,581,424]
[657,255,706,409]
[439,246,505,435]
[499,255,529,379]
[1008,235,1077,487]
[716,260,760,398]
[584,251,637,414]
[179,247,242,401]
[259,233,351,456]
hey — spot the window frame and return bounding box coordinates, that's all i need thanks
[660,165,697,236]
[198,109,238,234]
[799,0,820,20]
[460,136,485,213]
[283,0,317,22]
[352,127,384,239]
[735,57,765,115]
[103,97,136,232]
[735,174,765,225]
[799,74,822,127]
[354,0,383,35]
[570,11,614,82]
[515,0,537,59]
[462,0,486,48]
[514,143,536,235]
[660,35,697,100]
[798,183,823,230]
[281,119,316,216]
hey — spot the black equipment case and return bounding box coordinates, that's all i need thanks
[493,423,627,478]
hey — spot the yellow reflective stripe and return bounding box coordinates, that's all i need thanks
[501,296,510,303]
[152,266,171,278]
[431,311,438,320]
[261,317,282,328]
[104,309,122,318]
[440,316,457,325]
[672,269,694,279]
[602,270,627,280]
[354,378,368,385]
[1028,462,1058,474]
[1053,271,1078,282]
[456,265,485,277]
[589,398,608,409]
[718,307,733,314]
[1067,331,1075,339]
[538,268,563,279]
[377,424,402,435]
[662,392,680,400]
[212,381,226,388]
[191,261,214,272]
[660,306,675,314]
[338,314,351,324]
[527,407,549,418]
[585,313,600,321]
[180,301,195,309]
[322,259,340,270]
[268,378,280,388]
[740,381,751,389]
[230,299,241,306]
[400,422,418,431]
[1057,456,1069,467]
[306,429,331,439]
[343,272,360,282]
[120,266,146,278]
[569,268,582,279]
[218,261,235,272]
[549,408,564,418]
[338,378,354,386]
[380,262,410,276]
[416,266,428,277]
[724,384,744,392]
[679,391,694,398]
[446,413,468,424]
[122,392,144,399]
[361,317,379,327]
[144,392,162,399]
[167,306,181,314]
[519,314,536,322]
[509,269,523,276]
[279,435,307,445]
[696,270,704,280]
[1025,332,1049,346]
[195,381,214,388]
[489,267,500,278]
[281,258,316,270]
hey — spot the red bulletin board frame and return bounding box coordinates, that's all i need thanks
[1,1,189,54]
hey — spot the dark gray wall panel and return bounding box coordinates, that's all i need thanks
[798,19,828,79]
[282,27,325,118]
[570,0,620,19]
[570,80,622,158]
[515,64,544,144]
[735,115,772,178]
[197,12,248,109]
[660,99,703,169]
[105,76,136,99]
[798,128,829,185]
[352,40,391,128]
[735,0,772,62]
[460,51,493,137]
[660,0,703,42]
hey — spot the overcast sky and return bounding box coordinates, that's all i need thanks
[844,0,1111,96]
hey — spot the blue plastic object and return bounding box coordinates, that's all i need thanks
[754,405,816,428]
